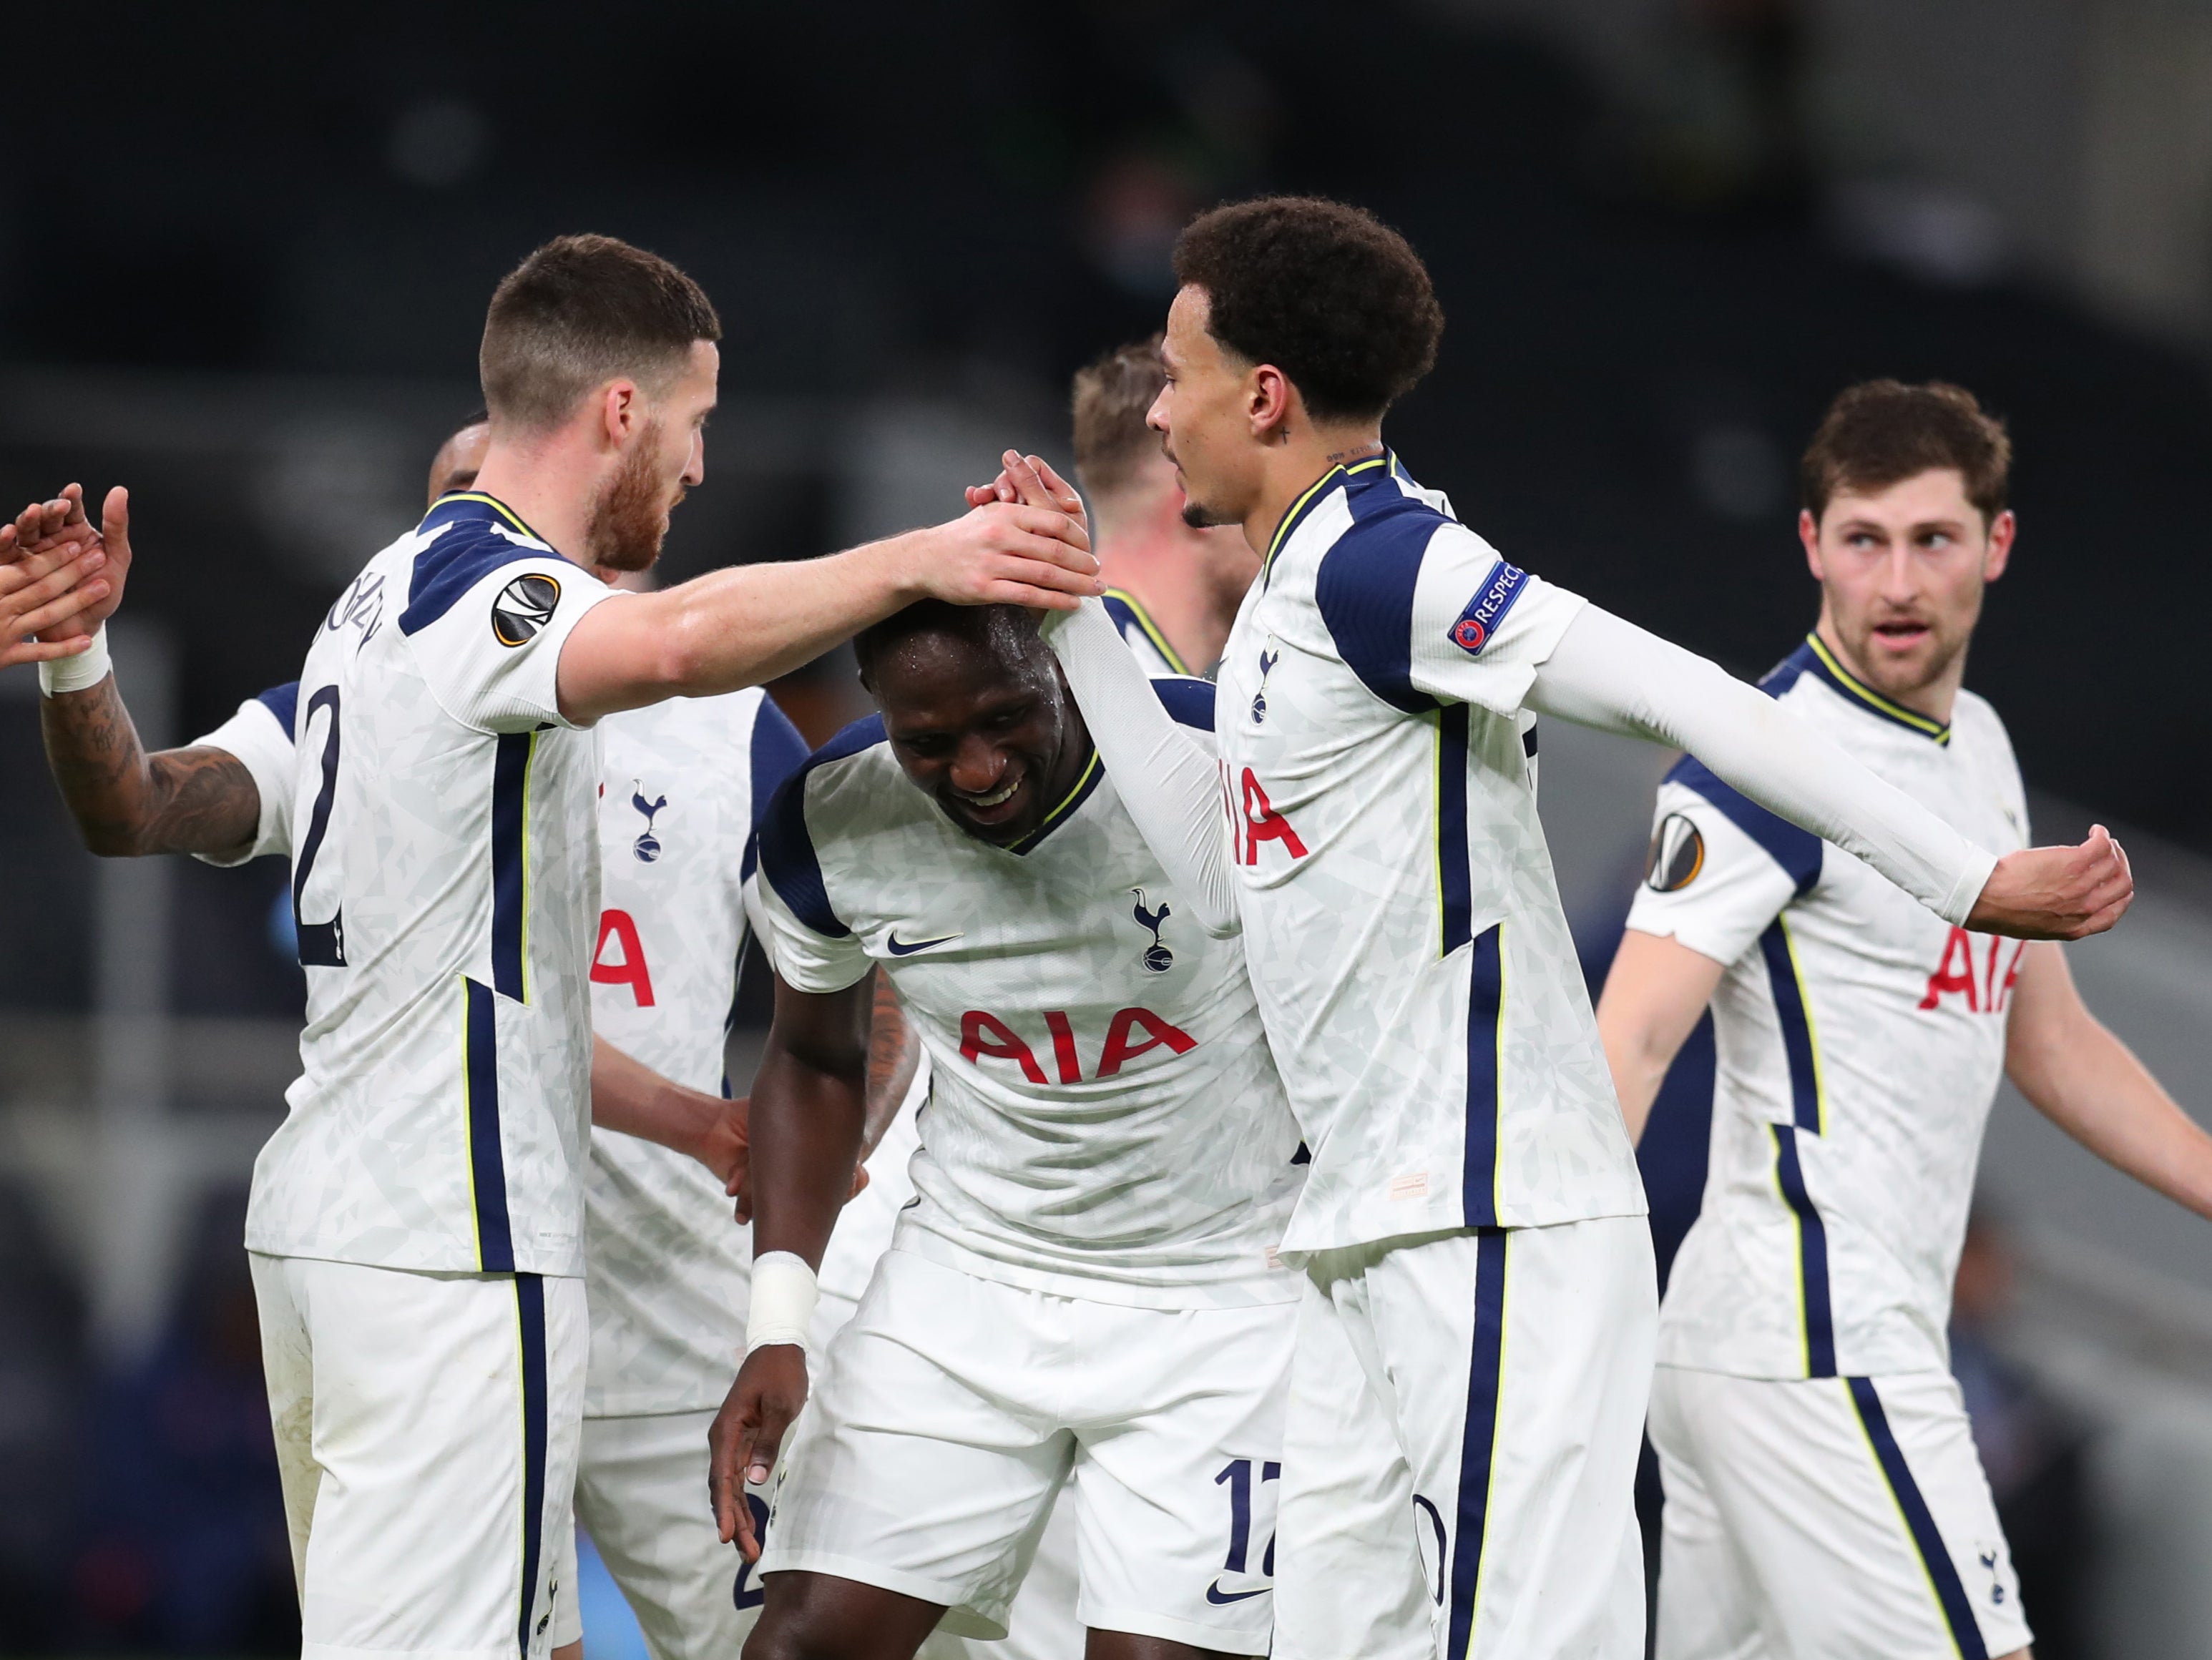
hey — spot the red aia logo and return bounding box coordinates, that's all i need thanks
[1229,767,1308,866]
[591,908,655,1006]
[1918,926,2024,1013]
[960,1008,1195,1084]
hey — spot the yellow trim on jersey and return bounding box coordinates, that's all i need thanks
[461,974,485,1270]
[1768,1131,1814,1374]
[1844,1382,1970,1657]
[1776,913,1828,1135]
[434,490,538,540]
[1103,588,1192,677]
[1015,746,1102,850]
[1804,634,1951,745]
[519,730,537,1005]
[1431,713,1448,956]
[1261,466,1346,584]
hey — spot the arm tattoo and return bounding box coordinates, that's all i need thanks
[39,674,261,859]
[860,968,920,1158]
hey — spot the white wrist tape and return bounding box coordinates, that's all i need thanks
[746,1251,819,1355]
[37,624,112,697]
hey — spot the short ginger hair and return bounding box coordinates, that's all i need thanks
[479,234,722,432]
[1170,196,1443,423]
[1071,335,1170,499]
[1801,380,2012,524]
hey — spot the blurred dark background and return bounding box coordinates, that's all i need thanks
[5,0,2212,1653]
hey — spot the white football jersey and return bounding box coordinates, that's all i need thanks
[1103,588,1193,679]
[1628,637,2030,1379]
[582,688,808,1415]
[245,492,619,1277]
[750,681,1305,1309]
[1213,453,1645,1256]
[190,684,299,868]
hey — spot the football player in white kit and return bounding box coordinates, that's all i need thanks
[408,421,936,1660]
[14,415,940,1660]
[1597,381,2212,1660]
[1014,197,2135,1660]
[712,599,1307,1660]
[14,231,1104,1660]
[1070,335,1258,680]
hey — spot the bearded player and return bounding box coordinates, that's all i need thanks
[16,231,1099,1660]
[1024,197,2130,1660]
[1597,380,2212,1660]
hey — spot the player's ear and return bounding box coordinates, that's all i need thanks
[1798,509,1825,581]
[1982,509,2015,583]
[1248,365,1292,443]
[597,379,640,449]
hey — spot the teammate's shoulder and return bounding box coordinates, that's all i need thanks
[395,494,588,637]
[1150,675,1217,732]
[1662,753,1823,895]
[752,714,891,935]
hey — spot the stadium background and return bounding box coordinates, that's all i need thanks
[3,2,2211,1654]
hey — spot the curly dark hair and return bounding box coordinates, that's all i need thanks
[1801,380,2012,524]
[1171,197,1443,423]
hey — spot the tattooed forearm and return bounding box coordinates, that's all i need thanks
[39,675,260,859]
[861,968,920,1159]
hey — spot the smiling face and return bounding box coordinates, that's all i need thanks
[866,624,1089,848]
[1802,466,2013,707]
[1149,285,1268,532]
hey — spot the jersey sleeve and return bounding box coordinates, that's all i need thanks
[1624,758,1819,967]
[748,696,811,832]
[187,682,300,867]
[397,534,619,734]
[1315,517,1586,718]
[748,769,874,993]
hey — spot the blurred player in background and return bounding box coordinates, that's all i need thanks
[717,600,1306,1660]
[1070,336,1258,678]
[1597,380,2212,1660]
[1030,197,2132,1660]
[11,231,1100,1660]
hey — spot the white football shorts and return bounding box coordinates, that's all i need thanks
[1274,1217,1656,1660]
[1649,1364,2030,1660]
[759,1248,1294,1653]
[250,1252,586,1660]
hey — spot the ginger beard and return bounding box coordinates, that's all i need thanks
[587,418,683,574]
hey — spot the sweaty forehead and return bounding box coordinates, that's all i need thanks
[874,629,1049,718]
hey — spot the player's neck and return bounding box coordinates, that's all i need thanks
[1811,613,1965,726]
[1095,494,1239,673]
[1244,423,1385,558]
[467,429,610,566]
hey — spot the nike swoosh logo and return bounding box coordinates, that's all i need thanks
[1205,1582,1269,1605]
[886,930,963,956]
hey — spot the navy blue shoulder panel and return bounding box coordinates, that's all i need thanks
[255,682,300,741]
[398,524,577,637]
[751,714,889,937]
[1665,755,1823,897]
[1150,675,1216,732]
[748,696,811,833]
[1759,639,1819,697]
[1313,494,1449,715]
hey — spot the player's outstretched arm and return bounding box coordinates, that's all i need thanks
[1595,930,1728,1144]
[708,969,874,1559]
[588,1036,748,1182]
[554,501,1102,725]
[984,453,1241,935]
[2005,941,2212,1222]
[11,486,262,860]
[1527,607,2131,940]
